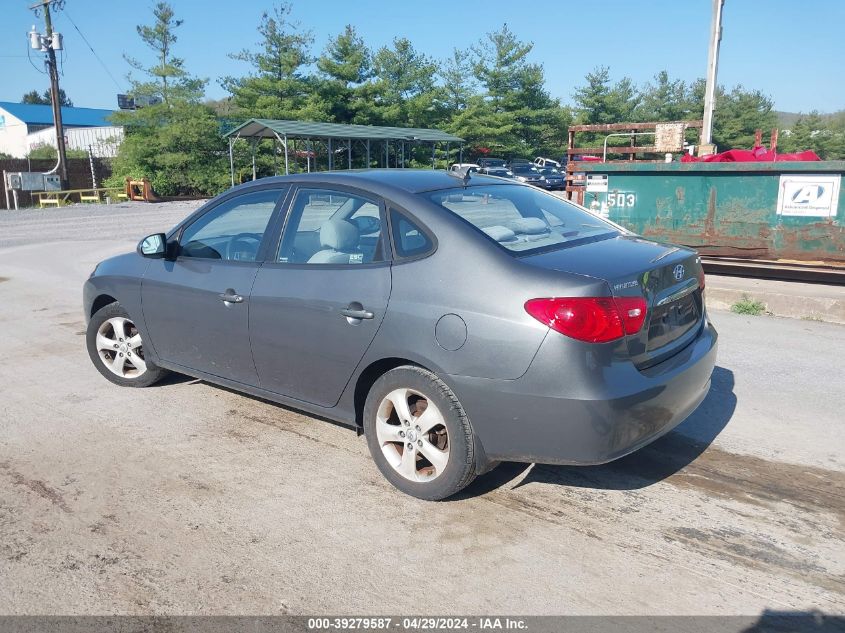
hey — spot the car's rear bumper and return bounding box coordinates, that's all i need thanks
[446,318,718,466]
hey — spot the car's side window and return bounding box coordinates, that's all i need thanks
[278,188,385,265]
[390,209,434,259]
[180,189,283,262]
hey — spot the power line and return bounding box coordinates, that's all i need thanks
[61,9,123,91]
[25,35,47,74]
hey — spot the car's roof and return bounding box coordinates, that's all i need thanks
[233,169,517,195]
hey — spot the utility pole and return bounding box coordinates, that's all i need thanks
[700,0,725,155]
[29,0,68,187]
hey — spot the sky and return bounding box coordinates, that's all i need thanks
[1,0,843,113]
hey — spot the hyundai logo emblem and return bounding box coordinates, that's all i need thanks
[673,264,685,281]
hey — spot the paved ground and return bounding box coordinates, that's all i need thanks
[0,202,843,616]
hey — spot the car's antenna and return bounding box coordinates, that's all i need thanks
[447,167,472,187]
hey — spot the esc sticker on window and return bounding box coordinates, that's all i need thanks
[348,253,364,264]
[777,175,841,217]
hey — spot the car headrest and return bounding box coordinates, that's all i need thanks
[482,225,517,242]
[507,217,549,235]
[320,219,359,251]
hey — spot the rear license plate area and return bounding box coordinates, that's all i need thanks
[646,292,700,351]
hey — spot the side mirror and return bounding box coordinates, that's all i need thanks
[138,233,166,258]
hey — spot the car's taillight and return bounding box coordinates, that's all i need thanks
[524,296,647,343]
[614,296,648,334]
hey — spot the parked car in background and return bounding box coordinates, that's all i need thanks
[538,167,565,190]
[534,157,562,169]
[510,163,545,186]
[478,166,515,179]
[450,163,479,174]
[507,158,531,169]
[477,157,508,169]
[84,170,716,500]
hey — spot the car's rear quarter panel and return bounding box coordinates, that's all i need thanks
[364,198,609,381]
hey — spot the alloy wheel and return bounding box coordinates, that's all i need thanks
[95,317,147,378]
[375,388,450,482]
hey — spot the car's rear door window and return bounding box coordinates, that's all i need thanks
[278,188,386,264]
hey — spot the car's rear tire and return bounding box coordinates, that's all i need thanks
[86,302,168,388]
[363,365,476,500]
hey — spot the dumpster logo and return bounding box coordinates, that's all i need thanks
[777,175,840,218]
[791,185,825,204]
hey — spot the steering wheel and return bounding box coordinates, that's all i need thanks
[226,232,262,261]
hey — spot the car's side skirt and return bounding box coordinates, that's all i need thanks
[154,359,359,430]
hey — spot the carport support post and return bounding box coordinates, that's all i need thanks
[307,139,311,173]
[459,145,463,164]
[284,134,289,175]
[347,138,352,170]
[431,142,436,168]
[251,138,257,181]
[228,138,235,186]
[445,142,450,169]
[366,139,371,168]
[328,138,333,170]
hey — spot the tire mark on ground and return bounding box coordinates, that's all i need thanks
[0,462,71,513]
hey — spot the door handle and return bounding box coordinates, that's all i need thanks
[341,306,374,320]
[218,289,244,304]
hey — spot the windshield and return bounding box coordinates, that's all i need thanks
[425,185,617,254]
[512,165,538,174]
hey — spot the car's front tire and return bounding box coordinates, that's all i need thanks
[363,365,477,500]
[86,302,168,388]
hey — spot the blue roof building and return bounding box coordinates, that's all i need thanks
[0,101,119,158]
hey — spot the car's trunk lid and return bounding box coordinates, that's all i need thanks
[522,234,704,368]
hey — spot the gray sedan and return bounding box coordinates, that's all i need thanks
[83,170,717,500]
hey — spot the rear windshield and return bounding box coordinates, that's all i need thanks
[425,184,617,254]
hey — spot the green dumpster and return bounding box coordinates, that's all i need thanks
[572,161,845,262]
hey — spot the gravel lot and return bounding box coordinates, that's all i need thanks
[0,201,843,615]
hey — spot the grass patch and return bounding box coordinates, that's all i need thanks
[731,295,766,316]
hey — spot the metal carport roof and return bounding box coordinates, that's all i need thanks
[224,118,465,183]
[224,118,463,143]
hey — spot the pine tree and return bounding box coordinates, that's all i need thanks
[21,88,73,107]
[780,111,845,159]
[465,24,567,158]
[110,3,226,196]
[636,71,688,122]
[316,25,372,124]
[371,38,440,128]
[124,2,206,105]
[221,3,324,120]
[440,49,475,113]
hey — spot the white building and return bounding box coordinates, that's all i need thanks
[0,101,122,158]
[26,125,123,158]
